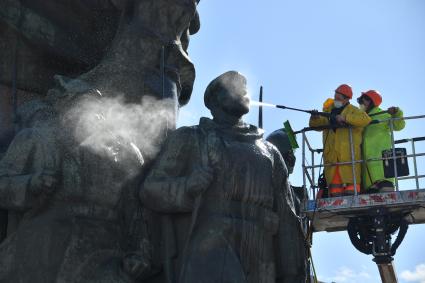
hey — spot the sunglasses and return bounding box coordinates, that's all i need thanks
[357,96,371,104]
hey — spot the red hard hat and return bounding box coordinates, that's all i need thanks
[335,84,353,99]
[361,90,382,107]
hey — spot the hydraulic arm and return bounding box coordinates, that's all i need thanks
[347,207,409,283]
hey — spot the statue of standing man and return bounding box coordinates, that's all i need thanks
[141,71,307,282]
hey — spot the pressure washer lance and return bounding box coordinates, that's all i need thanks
[250,101,331,118]
[275,105,331,117]
[274,103,387,118]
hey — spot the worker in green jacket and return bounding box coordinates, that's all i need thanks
[357,90,405,192]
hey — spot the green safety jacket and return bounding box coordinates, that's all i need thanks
[362,107,405,190]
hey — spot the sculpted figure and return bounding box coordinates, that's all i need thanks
[71,0,200,107]
[266,129,302,211]
[266,128,309,280]
[0,0,201,282]
[0,100,58,236]
[0,0,200,145]
[0,97,150,283]
[141,71,307,283]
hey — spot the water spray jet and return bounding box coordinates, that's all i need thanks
[250,100,330,117]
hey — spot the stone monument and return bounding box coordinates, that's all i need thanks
[0,0,201,282]
[0,2,308,282]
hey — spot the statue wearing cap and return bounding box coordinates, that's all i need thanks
[141,71,307,283]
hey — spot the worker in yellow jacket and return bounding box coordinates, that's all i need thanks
[310,84,371,197]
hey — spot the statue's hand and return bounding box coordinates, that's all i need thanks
[29,171,57,195]
[122,252,151,279]
[186,166,214,197]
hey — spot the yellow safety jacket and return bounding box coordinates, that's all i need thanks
[309,103,371,186]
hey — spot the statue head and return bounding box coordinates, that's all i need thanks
[204,71,250,122]
[266,129,296,174]
[107,0,201,108]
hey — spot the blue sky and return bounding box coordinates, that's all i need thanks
[178,1,425,282]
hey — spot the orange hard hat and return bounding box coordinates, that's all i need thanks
[361,90,382,107]
[335,84,353,99]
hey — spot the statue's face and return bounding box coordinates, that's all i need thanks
[283,150,296,174]
[217,77,250,117]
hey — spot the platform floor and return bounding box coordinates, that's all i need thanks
[305,189,425,232]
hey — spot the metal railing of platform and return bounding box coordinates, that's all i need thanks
[300,114,425,202]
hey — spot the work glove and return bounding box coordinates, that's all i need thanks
[186,166,214,197]
[310,109,320,118]
[329,112,338,127]
[335,114,346,124]
[387,107,399,116]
